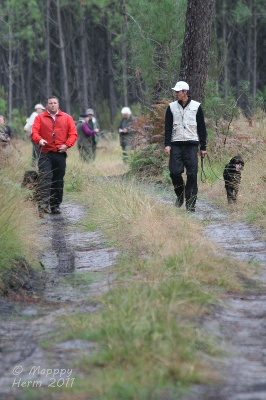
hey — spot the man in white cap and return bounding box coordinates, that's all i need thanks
[164,81,207,212]
[24,103,46,165]
[118,107,135,161]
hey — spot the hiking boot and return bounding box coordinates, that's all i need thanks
[186,199,196,212]
[175,196,184,208]
[51,206,61,214]
[186,205,195,212]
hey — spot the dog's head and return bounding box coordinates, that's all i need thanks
[229,155,244,172]
[21,170,39,189]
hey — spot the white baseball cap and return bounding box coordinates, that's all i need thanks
[171,81,189,91]
[121,107,131,115]
[35,103,45,110]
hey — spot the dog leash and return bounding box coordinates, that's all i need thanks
[200,155,207,183]
[200,154,223,182]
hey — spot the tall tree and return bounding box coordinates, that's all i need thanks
[45,0,52,96]
[179,0,215,102]
[55,0,70,113]
[120,0,128,106]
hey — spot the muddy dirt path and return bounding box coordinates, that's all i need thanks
[188,197,266,400]
[0,203,118,399]
[157,187,266,400]
[1,184,266,400]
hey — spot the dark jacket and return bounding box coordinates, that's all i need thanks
[118,116,135,147]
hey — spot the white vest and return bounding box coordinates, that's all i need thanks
[170,100,200,142]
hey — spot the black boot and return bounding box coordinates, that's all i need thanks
[174,187,184,208]
[186,197,196,212]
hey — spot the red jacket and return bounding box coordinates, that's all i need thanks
[31,109,78,152]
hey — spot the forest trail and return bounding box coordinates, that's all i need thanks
[0,181,266,399]
[172,196,266,400]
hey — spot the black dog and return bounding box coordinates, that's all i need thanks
[21,170,39,203]
[223,155,244,204]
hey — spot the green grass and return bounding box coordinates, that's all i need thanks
[60,275,216,399]
[0,178,27,272]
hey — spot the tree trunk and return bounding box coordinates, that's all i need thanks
[86,24,94,108]
[18,51,27,116]
[106,26,117,123]
[252,0,257,104]
[120,0,128,106]
[8,18,13,122]
[222,0,228,96]
[80,6,88,109]
[56,0,70,113]
[179,0,215,102]
[46,0,51,97]
[236,28,241,100]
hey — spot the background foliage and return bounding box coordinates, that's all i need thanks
[0,0,265,129]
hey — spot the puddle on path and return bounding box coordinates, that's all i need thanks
[0,202,118,399]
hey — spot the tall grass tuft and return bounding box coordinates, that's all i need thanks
[0,141,44,290]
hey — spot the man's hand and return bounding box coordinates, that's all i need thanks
[39,139,47,146]
[200,150,207,158]
[94,129,99,133]
[58,144,68,153]
[164,146,171,155]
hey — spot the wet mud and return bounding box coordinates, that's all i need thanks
[0,203,118,399]
[1,183,266,400]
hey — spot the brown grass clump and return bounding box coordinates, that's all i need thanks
[0,139,47,272]
[203,112,266,230]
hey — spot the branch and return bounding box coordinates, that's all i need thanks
[223,93,243,145]
[125,13,161,47]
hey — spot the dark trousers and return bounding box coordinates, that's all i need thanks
[38,151,66,208]
[169,144,198,206]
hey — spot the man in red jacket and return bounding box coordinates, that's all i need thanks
[32,96,77,216]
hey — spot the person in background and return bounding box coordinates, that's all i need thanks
[0,115,11,146]
[0,115,12,137]
[76,108,100,162]
[118,107,135,162]
[31,96,77,216]
[164,81,207,212]
[24,104,45,165]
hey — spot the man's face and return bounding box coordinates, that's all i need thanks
[174,90,187,102]
[46,98,59,114]
[36,108,44,114]
[85,114,93,122]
